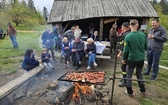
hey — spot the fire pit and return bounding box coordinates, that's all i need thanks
[56,71,110,105]
[58,71,109,85]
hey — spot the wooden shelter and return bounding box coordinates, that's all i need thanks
[48,0,158,41]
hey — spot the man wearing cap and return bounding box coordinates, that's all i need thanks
[122,19,147,97]
[117,22,130,87]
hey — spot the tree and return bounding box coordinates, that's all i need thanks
[21,0,27,7]
[7,0,31,26]
[43,6,48,21]
[160,0,168,14]
[28,0,36,13]
[150,0,157,6]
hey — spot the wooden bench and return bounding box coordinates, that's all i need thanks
[85,55,111,59]
[96,55,111,59]
[0,65,44,100]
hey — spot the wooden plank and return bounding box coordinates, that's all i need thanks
[96,55,111,59]
[49,0,158,23]
[84,0,89,19]
[0,66,44,100]
[97,0,105,17]
[85,55,111,59]
[104,18,119,24]
[99,18,103,41]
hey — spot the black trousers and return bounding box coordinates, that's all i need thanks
[0,33,6,39]
[110,41,117,54]
[24,63,39,71]
[64,51,71,64]
[126,60,145,94]
[72,51,84,67]
[47,46,55,60]
[121,63,127,78]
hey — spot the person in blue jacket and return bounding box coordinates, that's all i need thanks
[53,24,60,51]
[91,31,99,41]
[41,48,55,71]
[41,28,56,61]
[22,49,40,71]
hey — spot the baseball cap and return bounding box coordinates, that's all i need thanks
[122,22,129,27]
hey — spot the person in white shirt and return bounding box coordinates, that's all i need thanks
[74,25,82,38]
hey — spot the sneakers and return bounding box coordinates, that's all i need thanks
[118,80,126,87]
[67,61,69,67]
[86,66,91,70]
[93,62,98,67]
[74,66,78,70]
[124,90,133,97]
[151,77,157,81]
[139,91,146,98]
[143,72,149,75]
[79,61,82,65]
[63,65,67,69]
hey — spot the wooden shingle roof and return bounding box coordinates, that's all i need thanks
[48,0,158,22]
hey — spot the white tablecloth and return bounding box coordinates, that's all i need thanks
[94,42,106,54]
[84,41,106,54]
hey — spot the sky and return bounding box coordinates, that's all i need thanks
[32,0,54,12]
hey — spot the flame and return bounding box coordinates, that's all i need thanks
[72,82,92,101]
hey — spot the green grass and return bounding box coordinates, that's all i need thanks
[138,98,158,105]
[0,25,44,74]
[141,69,168,105]
[15,24,47,31]
[160,45,168,66]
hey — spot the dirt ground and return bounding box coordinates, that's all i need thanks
[1,51,167,105]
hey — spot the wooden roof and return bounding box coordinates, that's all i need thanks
[48,0,158,23]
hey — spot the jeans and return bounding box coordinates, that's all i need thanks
[55,38,61,51]
[10,35,18,48]
[126,60,145,94]
[145,50,162,78]
[88,53,96,66]
[46,46,55,60]
[43,62,53,71]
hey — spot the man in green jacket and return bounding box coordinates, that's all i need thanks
[122,19,147,97]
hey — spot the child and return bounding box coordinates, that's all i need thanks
[22,49,40,71]
[61,37,72,68]
[41,48,55,71]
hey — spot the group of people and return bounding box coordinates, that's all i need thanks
[117,18,167,97]
[21,19,167,98]
[22,24,99,72]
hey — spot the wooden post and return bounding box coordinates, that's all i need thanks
[99,18,104,41]
[63,22,70,33]
[59,23,63,34]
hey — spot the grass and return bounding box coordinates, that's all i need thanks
[160,45,168,66]
[0,25,45,74]
[140,69,168,105]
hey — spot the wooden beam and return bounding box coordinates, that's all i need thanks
[99,18,103,41]
[104,18,119,24]
[0,66,44,100]
[63,22,70,32]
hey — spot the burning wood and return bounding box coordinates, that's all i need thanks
[72,82,93,101]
